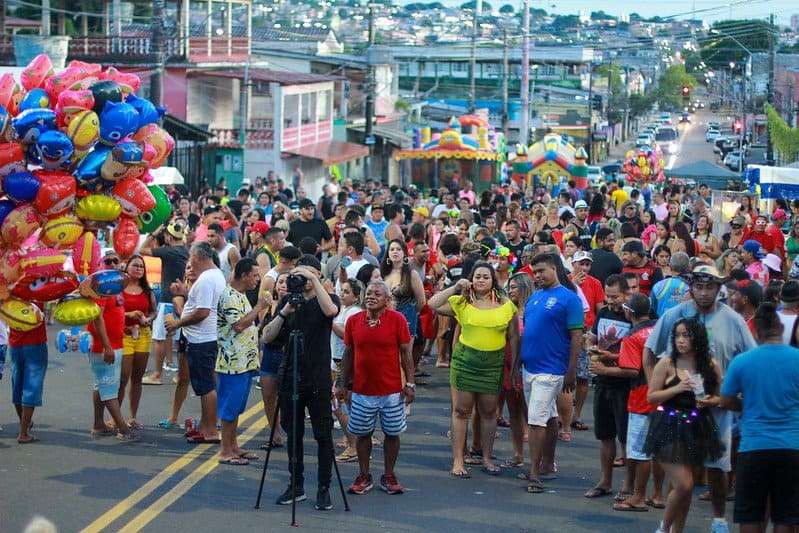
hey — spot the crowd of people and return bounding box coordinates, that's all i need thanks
[2,172,799,532]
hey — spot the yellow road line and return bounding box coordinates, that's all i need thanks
[80,401,265,533]
[118,415,269,533]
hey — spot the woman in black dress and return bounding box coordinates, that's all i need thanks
[645,318,724,533]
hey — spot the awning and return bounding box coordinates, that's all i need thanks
[284,140,368,165]
[149,166,185,185]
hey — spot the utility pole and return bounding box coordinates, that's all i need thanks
[501,29,509,138]
[623,66,630,142]
[239,61,249,148]
[587,62,593,164]
[150,0,165,106]
[767,12,775,164]
[607,60,613,149]
[364,3,376,180]
[520,0,530,146]
[468,5,478,113]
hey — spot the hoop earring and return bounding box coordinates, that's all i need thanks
[403,257,409,265]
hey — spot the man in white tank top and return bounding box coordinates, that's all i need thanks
[207,223,240,281]
[778,281,799,345]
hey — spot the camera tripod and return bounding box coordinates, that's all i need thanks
[254,310,350,526]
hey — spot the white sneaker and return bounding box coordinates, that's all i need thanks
[711,519,729,533]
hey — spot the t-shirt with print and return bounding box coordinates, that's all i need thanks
[592,307,632,389]
[345,309,411,396]
[216,285,259,374]
[618,321,656,414]
[87,295,125,352]
[521,285,584,375]
[721,344,799,452]
[650,276,690,318]
[644,300,757,375]
[182,268,227,344]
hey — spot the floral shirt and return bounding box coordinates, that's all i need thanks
[216,285,259,374]
[746,260,769,289]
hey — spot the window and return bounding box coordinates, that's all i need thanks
[317,89,332,121]
[301,93,314,125]
[284,94,299,129]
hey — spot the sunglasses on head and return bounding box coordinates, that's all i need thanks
[104,257,119,266]
[731,224,742,229]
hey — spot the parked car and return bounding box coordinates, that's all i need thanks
[586,166,603,185]
[706,128,721,142]
[601,162,622,177]
[636,135,653,148]
[707,122,720,131]
[724,150,742,170]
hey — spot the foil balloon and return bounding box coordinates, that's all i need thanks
[90,80,123,115]
[0,198,14,225]
[33,169,76,217]
[3,170,39,202]
[56,89,94,127]
[101,139,146,181]
[53,295,101,326]
[0,298,44,332]
[98,101,139,145]
[0,105,10,141]
[111,176,155,217]
[101,67,141,95]
[112,216,139,258]
[72,231,101,276]
[75,193,121,222]
[66,109,100,153]
[0,249,22,283]
[125,94,164,129]
[35,130,73,170]
[1,204,40,248]
[20,54,54,91]
[79,269,126,299]
[133,124,174,168]
[12,270,79,302]
[12,108,56,145]
[45,67,86,102]
[0,142,26,176]
[19,88,51,112]
[0,73,22,115]
[73,145,111,191]
[67,60,103,78]
[39,214,84,249]
[19,247,67,278]
[137,185,170,234]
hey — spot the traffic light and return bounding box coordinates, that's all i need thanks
[734,120,742,133]
[591,94,603,111]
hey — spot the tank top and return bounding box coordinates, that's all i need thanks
[218,242,236,280]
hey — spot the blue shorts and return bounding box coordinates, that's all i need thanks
[396,303,418,338]
[348,392,407,437]
[88,350,123,401]
[10,343,48,407]
[260,345,283,378]
[187,341,217,396]
[217,372,254,422]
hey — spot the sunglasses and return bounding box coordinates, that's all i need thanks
[103,257,120,266]
[730,224,742,229]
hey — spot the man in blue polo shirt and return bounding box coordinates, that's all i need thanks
[517,252,584,494]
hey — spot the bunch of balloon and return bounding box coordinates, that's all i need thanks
[0,54,175,348]
[621,145,666,185]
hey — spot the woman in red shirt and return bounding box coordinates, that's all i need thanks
[121,255,157,429]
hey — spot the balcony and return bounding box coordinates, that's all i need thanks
[210,128,274,149]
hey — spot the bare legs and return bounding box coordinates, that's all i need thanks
[660,463,694,533]
[260,374,284,447]
[14,404,35,442]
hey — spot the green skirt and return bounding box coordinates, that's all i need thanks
[450,342,505,394]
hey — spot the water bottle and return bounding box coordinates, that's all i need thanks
[164,303,174,322]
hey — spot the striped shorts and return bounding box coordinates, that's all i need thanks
[347,392,407,437]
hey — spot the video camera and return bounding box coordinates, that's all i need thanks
[285,274,306,306]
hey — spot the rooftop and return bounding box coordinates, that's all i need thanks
[190,68,340,86]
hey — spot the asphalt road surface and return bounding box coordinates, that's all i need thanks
[1,326,725,533]
[671,111,724,170]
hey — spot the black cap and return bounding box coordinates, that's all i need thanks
[299,198,315,209]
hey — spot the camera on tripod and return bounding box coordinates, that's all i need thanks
[285,274,306,306]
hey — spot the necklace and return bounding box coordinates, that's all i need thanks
[365,310,384,328]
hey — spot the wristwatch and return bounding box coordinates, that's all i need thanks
[404,383,416,390]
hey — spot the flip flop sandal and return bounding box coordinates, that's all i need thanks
[613,458,626,468]
[127,420,145,430]
[502,459,524,468]
[615,491,633,502]
[91,428,116,437]
[468,447,483,457]
[482,465,502,476]
[584,487,613,498]
[158,419,181,430]
[496,417,511,428]
[571,420,589,431]
[517,471,531,481]
[526,480,544,493]
[698,491,711,501]
[450,470,471,479]
[645,499,666,509]
[464,455,482,465]
[336,451,358,462]
[539,471,558,481]
[219,457,250,466]
[613,502,649,512]
[237,451,259,460]
[17,436,39,444]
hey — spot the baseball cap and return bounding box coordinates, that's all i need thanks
[251,221,269,236]
[573,250,593,263]
[299,198,315,209]
[166,221,186,240]
[772,208,787,221]
[731,215,746,227]
[742,240,765,259]
[574,200,588,209]
[413,206,430,218]
[690,264,726,282]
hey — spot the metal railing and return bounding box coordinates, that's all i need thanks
[209,128,274,149]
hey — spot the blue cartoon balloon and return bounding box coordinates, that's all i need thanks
[74,145,112,192]
[18,88,51,112]
[0,198,14,225]
[3,170,40,203]
[36,130,74,170]
[98,101,139,146]
[125,94,165,130]
[12,108,56,145]
[100,139,144,181]
[0,105,9,139]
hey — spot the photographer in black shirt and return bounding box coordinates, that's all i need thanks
[260,254,341,510]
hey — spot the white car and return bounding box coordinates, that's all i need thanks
[586,166,603,185]
[706,128,721,142]
[636,135,652,148]
[724,150,742,170]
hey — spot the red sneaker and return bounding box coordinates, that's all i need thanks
[380,473,404,494]
[348,473,374,495]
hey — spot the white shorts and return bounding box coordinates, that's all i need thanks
[151,302,180,342]
[704,407,732,473]
[522,370,563,427]
[626,412,651,461]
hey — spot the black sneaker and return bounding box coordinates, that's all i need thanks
[275,485,306,505]
[314,486,332,511]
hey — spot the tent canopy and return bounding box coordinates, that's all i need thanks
[149,166,185,185]
[665,160,743,190]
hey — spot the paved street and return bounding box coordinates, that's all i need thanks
[1,324,724,533]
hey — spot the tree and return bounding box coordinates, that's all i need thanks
[460,0,492,10]
[590,10,616,21]
[629,92,655,118]
[657,64,696,110]
[765,103,799,163]
[499,3,514,15]
[549,14,580,31]
[700,19,773,71]
[680,48,702,73]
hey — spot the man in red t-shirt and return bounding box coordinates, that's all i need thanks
[8,304,47,444]
[595,295,664,511]
[342,280,414,496]
[86,284,137,441]
[742,214,776,254]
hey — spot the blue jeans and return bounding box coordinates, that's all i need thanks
[10,343,48,407]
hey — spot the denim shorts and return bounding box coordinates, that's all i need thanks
[187,341,217,396]
[10,343,48,407]
[217,371,254,422]
[260,345,283,378]
[88,349,123,401]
